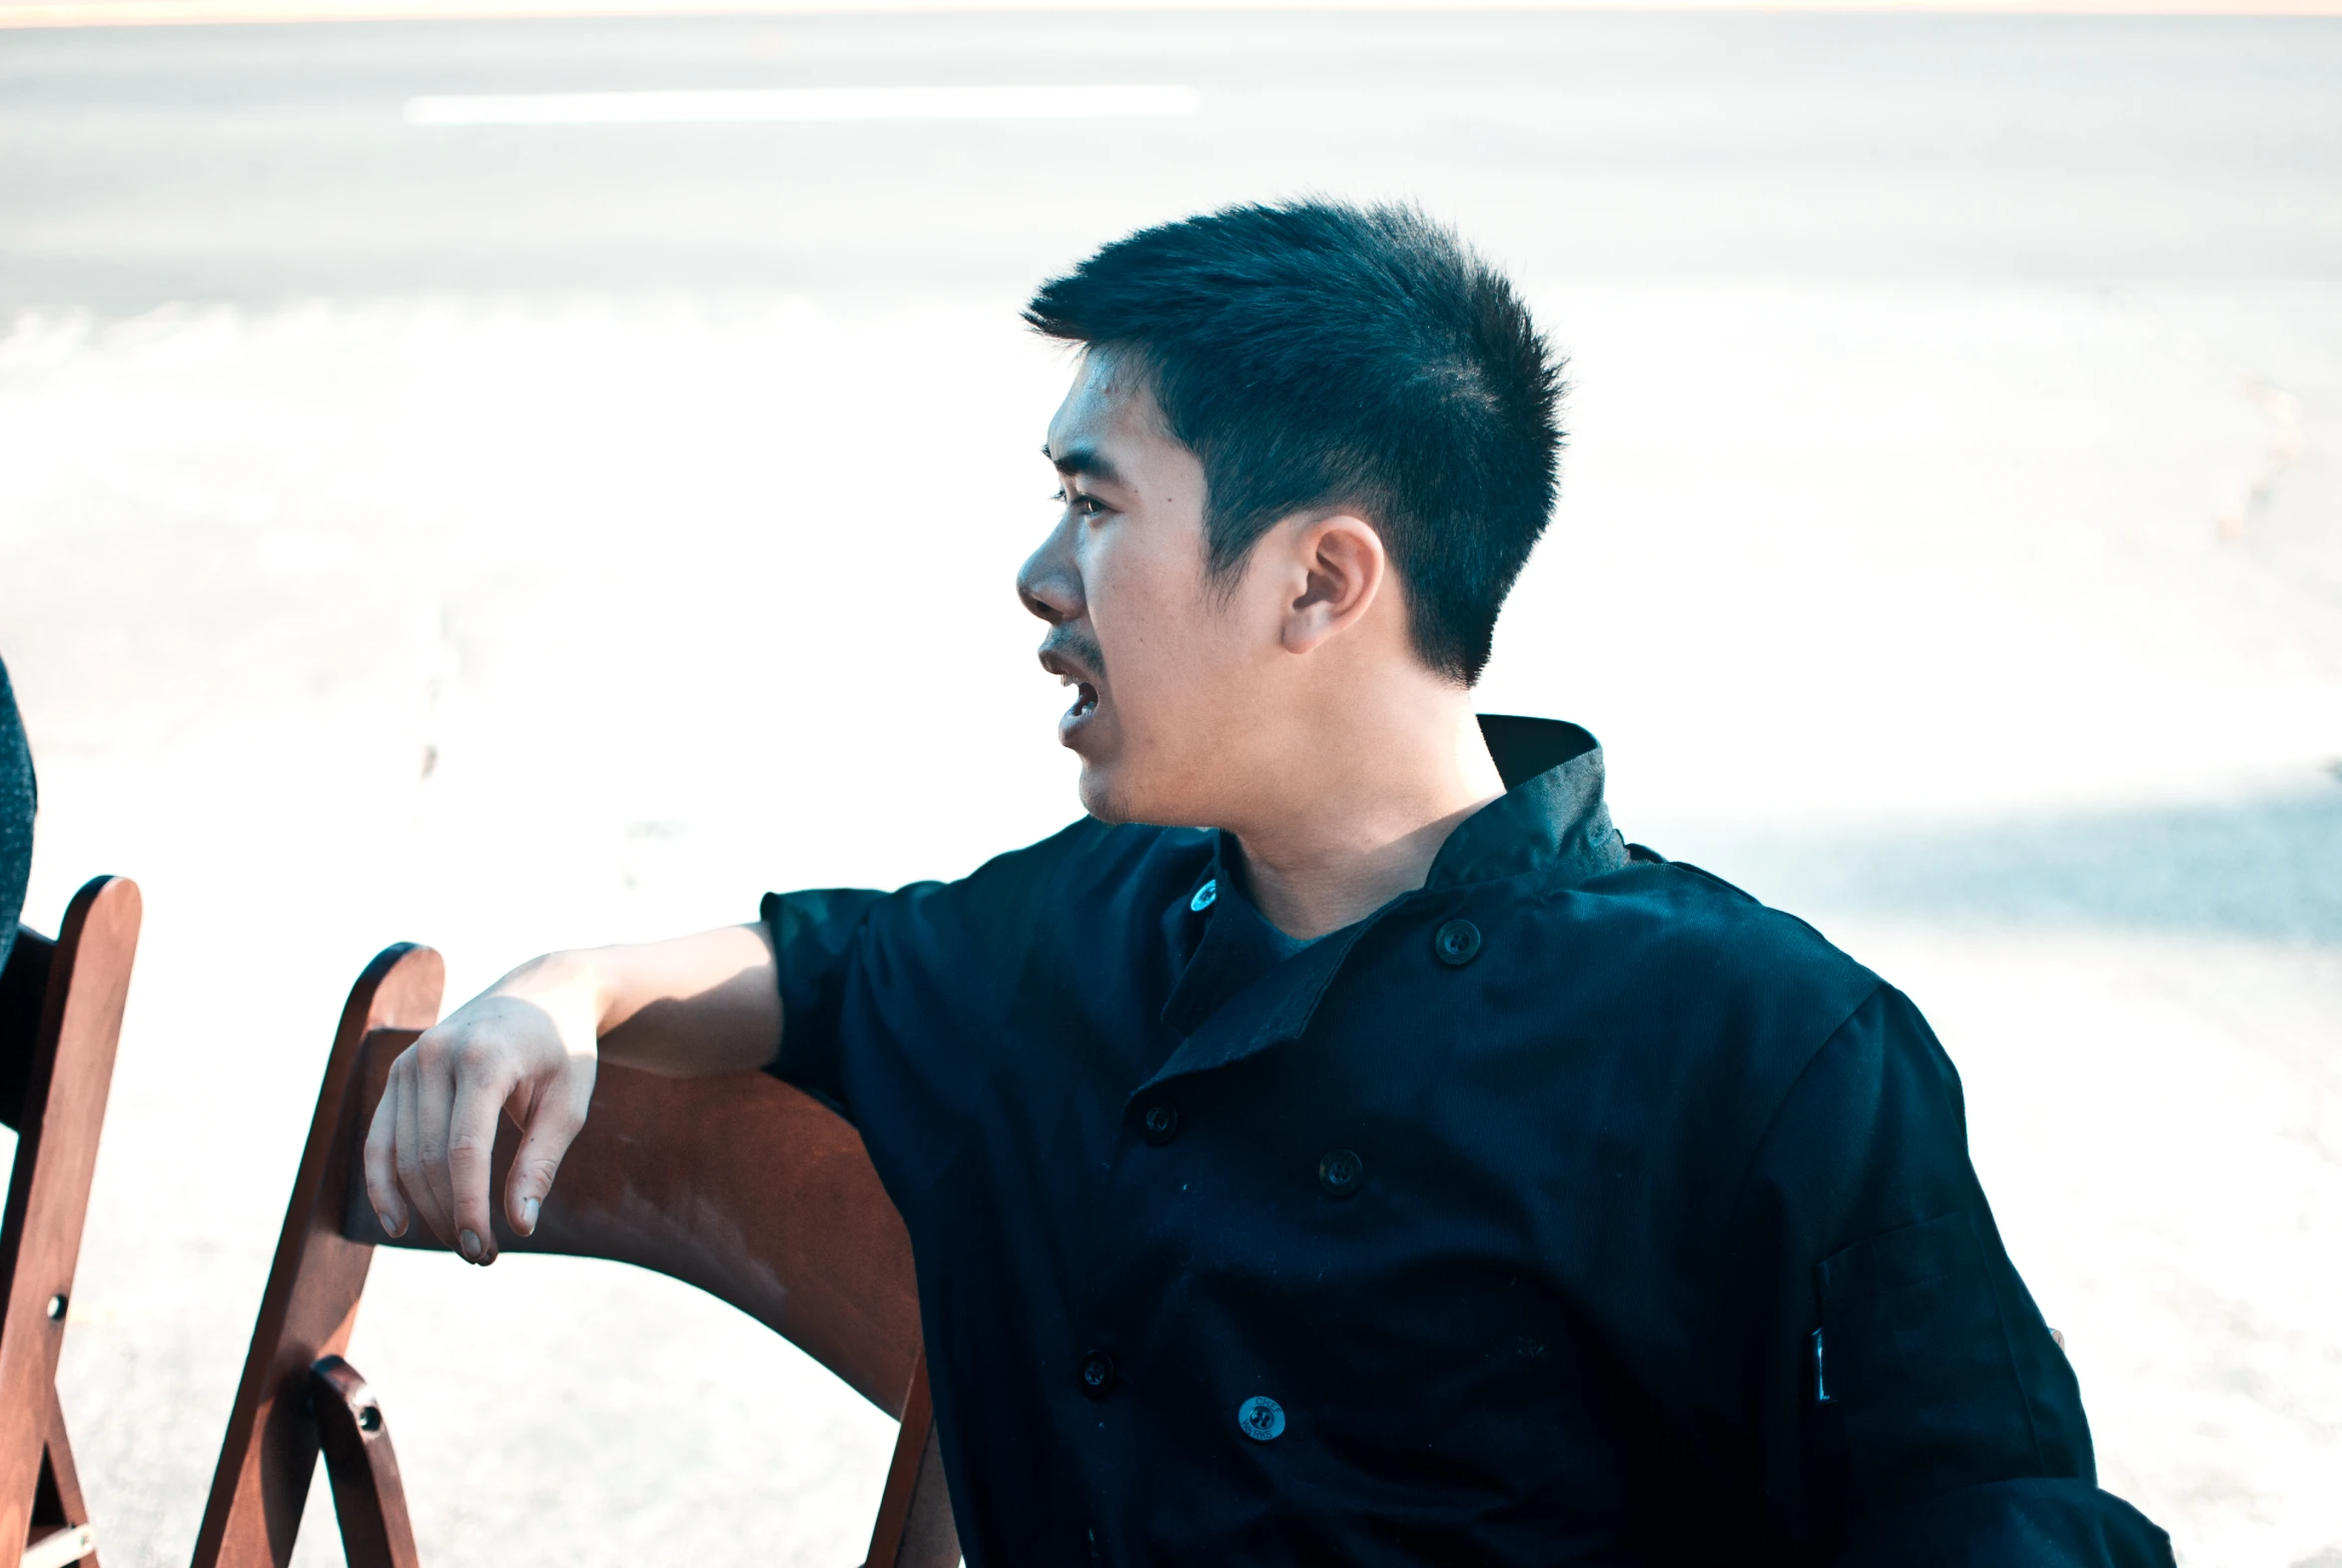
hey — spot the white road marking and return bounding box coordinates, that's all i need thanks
[402,85,1202,126]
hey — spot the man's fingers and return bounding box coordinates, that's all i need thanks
[445,1068,514,1264]
[373,995,594,1263]
[393,1055,452,1246]
[411,1034,460,1243]
[504,1065,593,1237]
[363,1064,408,1238]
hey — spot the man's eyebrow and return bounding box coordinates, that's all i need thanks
[1043,442,1126,487]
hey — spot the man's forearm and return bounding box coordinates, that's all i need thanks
[365,921,782,1258]
[503,923,782,1079]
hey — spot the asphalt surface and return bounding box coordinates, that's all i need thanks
[6,11,2342,307]
[1,10,2339,1567]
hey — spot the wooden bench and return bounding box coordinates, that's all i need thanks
[192,942,957,1568]
[0,876,142,1568]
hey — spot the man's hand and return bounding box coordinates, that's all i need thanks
[365,962,598,1264]
[362,923,783,1266]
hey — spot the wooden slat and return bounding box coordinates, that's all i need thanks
[308,1356,418,1568]
[343,1055,926,1419]
[863,1355,958,1568]
[32,1380,98,1567]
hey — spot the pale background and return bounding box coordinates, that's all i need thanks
[1,6,2339,1566]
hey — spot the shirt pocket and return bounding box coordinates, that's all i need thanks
[1816,1209,2042,1514]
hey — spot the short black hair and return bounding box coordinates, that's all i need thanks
[1024,201,1564,685]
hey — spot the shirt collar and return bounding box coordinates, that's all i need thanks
[1141,715,1627,1089]
[1158,862,1314,1038]
[1423,715,1629,891]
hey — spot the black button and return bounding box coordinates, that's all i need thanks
[1079,1351,1116,1399]
[1317,1149,1365,1198]
[1433,918,1482,967]
[1140,1099,1181,1145]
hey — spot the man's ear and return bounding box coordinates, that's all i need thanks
[1279,512,1387,656]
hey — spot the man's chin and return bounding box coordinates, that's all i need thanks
[1076,762,1132,824]
[1076,757,1203,830]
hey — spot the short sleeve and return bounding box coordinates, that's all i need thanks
[758,818,1103,1144]
[1718,986,2172,1565]
[759,886,893,1107]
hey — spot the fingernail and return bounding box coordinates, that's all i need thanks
[519,1196,540,1233]
[457,1227,482,1262]
[376,1209,401,1238]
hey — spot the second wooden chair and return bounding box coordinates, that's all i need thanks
[0,875,141,1568]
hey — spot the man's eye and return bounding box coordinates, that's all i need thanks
[1055,489,1106,518]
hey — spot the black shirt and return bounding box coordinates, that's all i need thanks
[762,716,2171,1567]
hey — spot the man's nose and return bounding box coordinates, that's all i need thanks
[1017,521,1083,626]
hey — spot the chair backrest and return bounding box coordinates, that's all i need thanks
[194,942,957,1568]
[0,875,141,1568]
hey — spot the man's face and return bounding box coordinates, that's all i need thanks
[1020,352,1263,825]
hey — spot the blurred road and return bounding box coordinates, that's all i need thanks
[2,10,2340,1567]
[8,11,2342,304]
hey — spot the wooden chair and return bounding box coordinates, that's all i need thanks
[191,943,958,1568]
[0,876,142,1568]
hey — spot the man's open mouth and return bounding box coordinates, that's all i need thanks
[1040,638,1106,731]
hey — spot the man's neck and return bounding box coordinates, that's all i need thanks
[1228,701,1505,942]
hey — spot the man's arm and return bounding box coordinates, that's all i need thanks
[361,922,780,1266]
[1719,985,2173,1566]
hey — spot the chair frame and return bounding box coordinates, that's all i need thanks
[0,876,142,1568]
[192,943,956,1568]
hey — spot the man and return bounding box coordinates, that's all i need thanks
[365,203,2171,1566]
[1,656,34,976]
